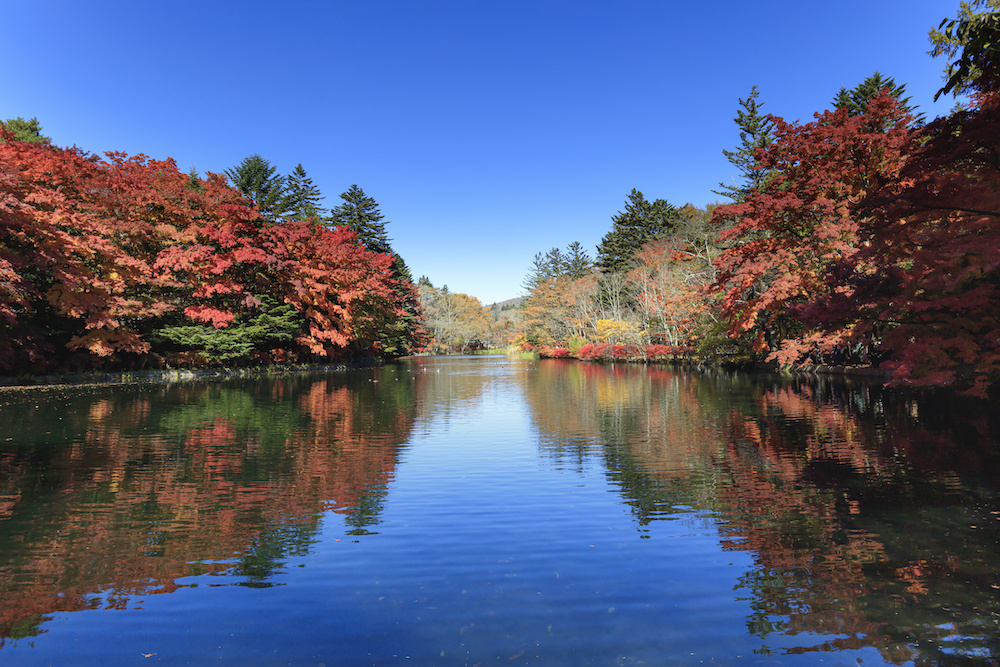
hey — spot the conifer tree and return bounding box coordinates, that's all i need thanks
[832,72,922,125]
[714,85,775,202]
[283,164,325,221]
[564,241,593,279]
[327,185,423,356]
[522,252,555,294]
[544,247,567,276]
[328,185,393,255]
[185,167,204,192]
[225,154,290,223]
[1,117,49,144]
[596,189,677,273]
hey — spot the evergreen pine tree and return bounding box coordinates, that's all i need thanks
[564,241,593,279]
[832,72,922,125]
[186,167,204,192]
[327,185,423,357]
[283,164,325,220]
[596,189,677,273]
[522,252,554,294]
[1,116,50,144]
[327,185,393,255]
[225,154,291,223]
[713,85,775,202]
[544,247,568,276]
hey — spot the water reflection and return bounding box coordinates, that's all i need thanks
[1,359,998,663]
[0,370,418,643]
[526,361,1000,663]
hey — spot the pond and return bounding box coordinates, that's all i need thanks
[0,355,998,665]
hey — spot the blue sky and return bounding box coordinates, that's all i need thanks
[2,0,962,305]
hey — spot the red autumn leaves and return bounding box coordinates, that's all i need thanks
[712,90,1000,395]
[0,130,415,372]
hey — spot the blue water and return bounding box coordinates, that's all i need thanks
[1,356,997,665]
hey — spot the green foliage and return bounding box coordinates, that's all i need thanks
[522,250,559,293]
[225,154,291,223]
[832,72,922,125]
[321,185,422,356]
[596,189,678,273]
[327,185,392,256]
[522,241,593,294]
[186,167,204,192]
[930,0,1000,98]
[564,241,594,279]
[1,117,49,144]
[714,86,775,202]
[155,297,302,365]
[283,163,324,220]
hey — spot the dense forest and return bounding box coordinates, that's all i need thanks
[2,1,998,395]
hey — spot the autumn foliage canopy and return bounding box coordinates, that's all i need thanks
[712,86,1000,395]
[0,130,423,373]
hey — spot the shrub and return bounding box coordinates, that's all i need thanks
[645,344,675,361]
[611,344,641,361]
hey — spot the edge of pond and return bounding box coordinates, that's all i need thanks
[0,356,898,393]
[0,358,391,392]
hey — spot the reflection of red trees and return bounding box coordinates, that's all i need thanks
[712,385,997,663]
[716,405,895,655]
[526,362,998,663]
[293,382,402,517]
[528,361,729,480]
[0,376,414,642]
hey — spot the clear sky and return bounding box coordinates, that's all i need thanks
[2,0,962,305]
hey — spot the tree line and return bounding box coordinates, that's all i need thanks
[0,126,426,373]
[508,1,1000,396]
[3,1,997,395]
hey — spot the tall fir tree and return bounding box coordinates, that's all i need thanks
[225,154,291,223]
[596,189,678,273]
[185,167,204,192]
[522,252,555,294]
[714,85,775,202]
[328,185,393,255]
[832,72,922,126]
[283,164,325,221]
[564,241,593,279]
[327,185,424,356]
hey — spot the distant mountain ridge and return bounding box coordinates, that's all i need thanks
[490,297,522,310]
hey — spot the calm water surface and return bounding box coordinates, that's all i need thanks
[1,356,998,665]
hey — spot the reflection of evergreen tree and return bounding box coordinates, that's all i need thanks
[343,492,388,535]
[232,518,321,587]
[156,386,305,457]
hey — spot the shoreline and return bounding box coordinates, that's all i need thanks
[0,359,384,392]
[0,356,895,392]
